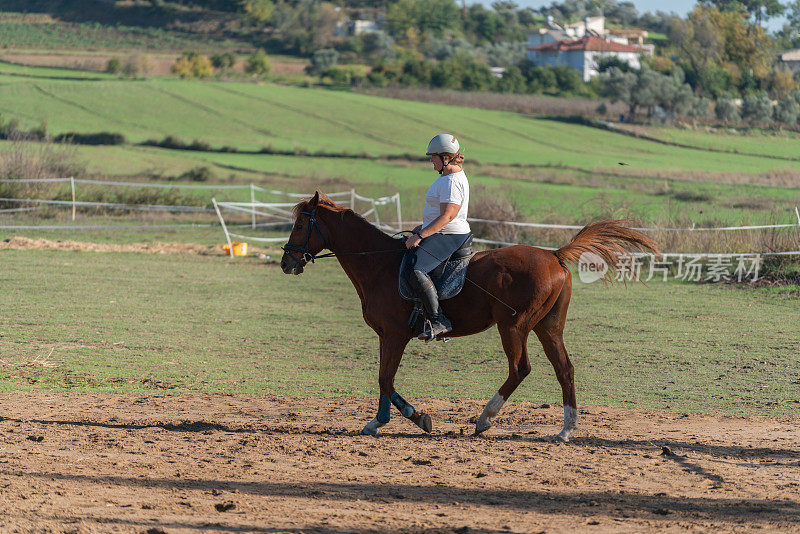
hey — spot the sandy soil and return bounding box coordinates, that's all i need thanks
[0,236,256,256]
[0,393,797,533]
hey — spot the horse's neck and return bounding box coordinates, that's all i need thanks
[324,209,402,291]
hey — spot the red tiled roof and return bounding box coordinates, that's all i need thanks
[528,36,641,53]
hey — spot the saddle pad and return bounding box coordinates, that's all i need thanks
[398,250,474,302]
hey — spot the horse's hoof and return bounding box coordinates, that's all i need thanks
[361,418,381,436]
[474,421,491,436]
[555,428,576,442]
[416,412,432,434]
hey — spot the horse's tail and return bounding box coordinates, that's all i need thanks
[554,219,660,280]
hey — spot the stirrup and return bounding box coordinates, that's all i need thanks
[418,319,452,342]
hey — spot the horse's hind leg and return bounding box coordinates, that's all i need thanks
[474,326,531,435]
[533,282,577,442]
[361,335,431,436]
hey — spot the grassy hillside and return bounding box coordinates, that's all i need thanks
[0,63,798,176]
[0,19,248,52]
[0,61,798,238]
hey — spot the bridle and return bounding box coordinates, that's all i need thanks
[280,207,335,268]
[280,205,517,315]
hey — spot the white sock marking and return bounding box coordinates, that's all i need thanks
[361,417,384,436]
[475,392,505,433]
[556,405,578,442]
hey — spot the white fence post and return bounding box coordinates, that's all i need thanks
[371,198,381,228]
[212,198,234,258]
[250,183,256,230]
[350,188,356,210]
[795,206,800,226]
[70,177,76,221]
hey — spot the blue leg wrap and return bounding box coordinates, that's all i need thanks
[377,394,391,424]
[391,391,416,419]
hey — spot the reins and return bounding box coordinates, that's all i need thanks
[282,209,518,317]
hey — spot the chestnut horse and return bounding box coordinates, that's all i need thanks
[281,192,658,441]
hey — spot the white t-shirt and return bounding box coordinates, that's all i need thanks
[422,170,470,234]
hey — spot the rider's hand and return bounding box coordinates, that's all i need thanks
[405,234,422,249]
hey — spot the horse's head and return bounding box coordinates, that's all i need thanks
[281,191,337,275]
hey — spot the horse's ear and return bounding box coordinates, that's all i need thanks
[309,191,321,207]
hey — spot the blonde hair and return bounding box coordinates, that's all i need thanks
[441,152,464,166]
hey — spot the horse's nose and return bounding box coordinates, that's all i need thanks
[280,256,288,272]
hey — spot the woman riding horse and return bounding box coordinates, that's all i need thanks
[280,142,659,440]
[405,134,472,341]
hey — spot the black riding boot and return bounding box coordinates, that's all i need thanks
[410,270,452,341]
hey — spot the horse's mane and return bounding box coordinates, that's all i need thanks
[292,192,348,218]
[293,192,398,247]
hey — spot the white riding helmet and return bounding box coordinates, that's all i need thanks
[426,134,460,156]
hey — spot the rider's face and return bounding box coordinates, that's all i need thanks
[430,154,444,172]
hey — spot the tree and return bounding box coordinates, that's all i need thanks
[495,66,526,93]
[309,48,339,75]
[361,31,395,62]
[773,96,798,126]
[602,67,637,115]
[685,96,712,125]
[387,0,458,41]
[171,51,213,79]
[714,95,741,124]
[211,52,237,72]
[245,49,271,76]
[122,54,151,79]
[240,0,274,23]
[668,6,774,97]
[106,58,121,74]
[699,0,783,25]
[741,92,773,126]
[271,0,340,54]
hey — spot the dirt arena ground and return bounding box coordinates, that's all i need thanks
[0,393,797,533]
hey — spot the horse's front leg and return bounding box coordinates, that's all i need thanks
[361,335,431,436]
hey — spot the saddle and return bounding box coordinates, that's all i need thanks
[398,236,475,335]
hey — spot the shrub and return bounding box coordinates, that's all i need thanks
[494,66,526,93]
[52,132,127,145]
[245,49,271,77]
[178,166,215,182]
[324,65,367,87]
[309,48,339,75]
[468,186,528,244]
[121,54,150,79]
[773,97,798,127]
[714,95,740,124]
[0,137,85,203]
[106,57,121,74]
[211,52,237,71]
[241,0,274,23]
[171,51,213,79]
[742,92,773,127]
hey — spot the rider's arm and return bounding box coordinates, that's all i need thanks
[419,202,460,238]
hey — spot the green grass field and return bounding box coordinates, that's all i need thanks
[0,61,799,177]
[0,249,796,417]
[0,20,249,52]
[2,141,796,231]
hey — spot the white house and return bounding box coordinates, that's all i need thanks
[779,49,800,72]
[527,35,645,81]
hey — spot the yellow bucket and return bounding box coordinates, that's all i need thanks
[223,242,248,256]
